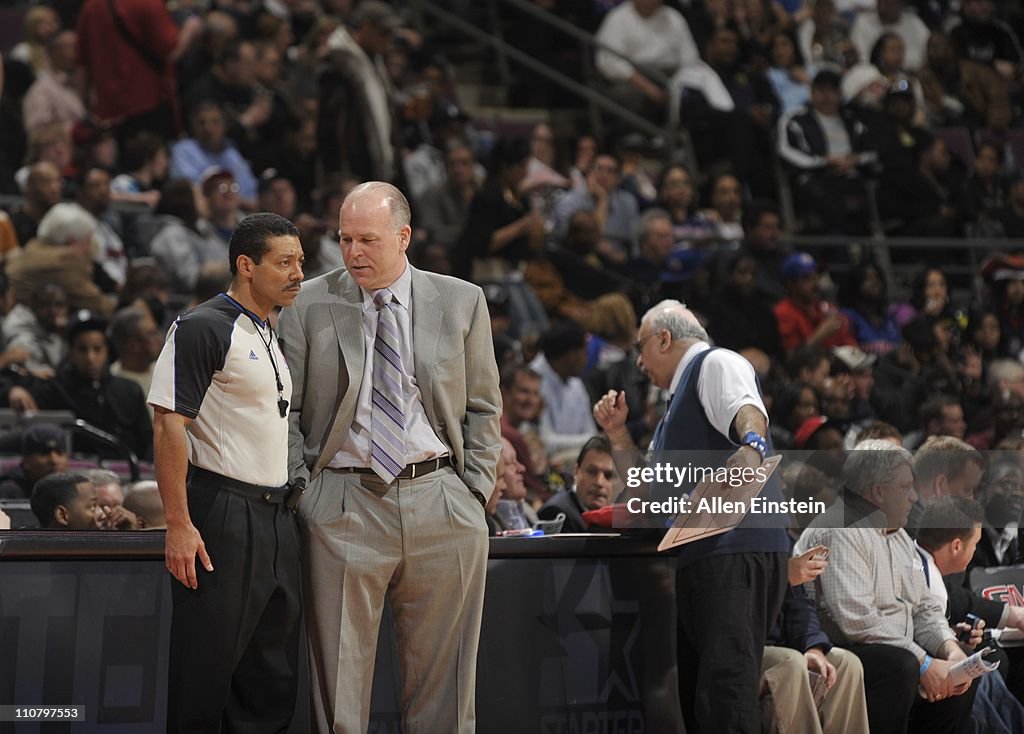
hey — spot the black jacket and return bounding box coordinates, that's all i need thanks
[538,489,589,534]
[30,364,152,461]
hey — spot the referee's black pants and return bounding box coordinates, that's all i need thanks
[675,551,788,734]
[167,469,302,734]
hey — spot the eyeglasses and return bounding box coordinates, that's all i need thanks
[634,332,658,353]
[216,182,240,194]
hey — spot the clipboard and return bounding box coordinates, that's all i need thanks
[657,455,782,552]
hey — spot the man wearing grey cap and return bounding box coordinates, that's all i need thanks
[0,423,69,499]
[319,0,403,181]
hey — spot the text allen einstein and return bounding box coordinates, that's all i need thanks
[625,495,827,516]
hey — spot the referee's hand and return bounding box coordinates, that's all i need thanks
[165,521,214,589]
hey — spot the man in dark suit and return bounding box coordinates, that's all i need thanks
[280,181,501,733]
[539,435,617,532]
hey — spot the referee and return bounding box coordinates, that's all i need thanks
[149,213,305,733]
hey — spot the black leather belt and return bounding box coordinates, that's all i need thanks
[336,456,451,480]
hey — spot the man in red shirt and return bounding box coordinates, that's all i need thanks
[75,0,200,142]
[774,252,856,352]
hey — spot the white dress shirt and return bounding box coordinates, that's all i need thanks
[330,262,448,468]
[668,341,768,440]
[529,353,597,457]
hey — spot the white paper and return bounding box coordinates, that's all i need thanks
[947,648,1000,686]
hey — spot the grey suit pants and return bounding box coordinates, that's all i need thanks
[297,465,488,734]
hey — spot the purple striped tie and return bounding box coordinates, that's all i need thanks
[370,289,405,483]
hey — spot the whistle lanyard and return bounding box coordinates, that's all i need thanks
[218,293,288,418]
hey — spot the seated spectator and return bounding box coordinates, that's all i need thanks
[777,69,878,235]
[964,309,1002,381]
[766,30,812,116]
[918,32,1011,133]
[595,0,699,121]
[854,420,904,446]
[545,211,636,305]
[761,565,870,734]
[654,164,717,245]
[416,140,479,250]
[257,171,298,220]
[787,346,831,392]
[30,472,100,530]
[5,161,62,247]
[183,39,275,160]
[110,132,168,208]
[0,424,69,499]
[21,29,85,134]
[886,134,965,237]
[948,0,1023,82]
[108,306,163,406]
[774,252,855,352]
[981,254,1024,357]
[793,415,846,451]
[454,139,543,280]
[839,260,901,355]
[851,0,931,71]
[169,102,258,208]
[492,437,540,532]
[916,496,1024,733]
[521,121,571,201]
[615,133,658,209]
[892,266,955,328]
[904,395,968,450]
[961,142,1008,235]
[201,168,244,250]
[551,153,639,264]
[30,311,152,460]
[539,436,617,533]
[706,173,745,245]
[75,166,127,290]
[2,283,68,375]
[771,381,820,448]
[907,435,986,533]
[795,442,976,734]
[797,0,854,72]
[10,5,60,75]
[80,467,140,530]
[682,28,779,197]
[972,460,1024,568]
[707,250,782,358]
[739,200,787,302]
[870,34,925,113]
[499,364,549,500]
[833,346,878,439]
[994,177,1024,239]
[123,480,165,529]
[148,179,227,293]
[14,123,73,194]
[529,320,598,459]
[586,294,638,372]
[403,105,471,202]
[621,209,676,309]
[6,203,112,316]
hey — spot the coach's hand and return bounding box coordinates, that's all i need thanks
[165,521,213,589]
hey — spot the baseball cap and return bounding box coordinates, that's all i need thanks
[812,68,842,90]
[782,252,818,280]
[794,416,829,450]
[199,166,235,192]
[833,345,876,371]
[661,249,706,283]
[21,423,67,456]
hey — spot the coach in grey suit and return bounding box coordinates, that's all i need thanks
[279,181,501,733]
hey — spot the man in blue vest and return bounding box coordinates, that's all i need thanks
[594,298,790,733]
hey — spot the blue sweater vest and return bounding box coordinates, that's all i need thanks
[653,347,790,567]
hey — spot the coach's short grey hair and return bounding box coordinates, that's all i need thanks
[37,203,96,246]
[636,207,672,246]
[643,299,709,342]
[344,181,411,230]
[843,439,914,496]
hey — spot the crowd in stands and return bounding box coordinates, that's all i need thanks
[3,0,1024,730]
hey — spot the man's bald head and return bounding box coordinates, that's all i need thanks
[342,181,411,231]
[641,299,709,342]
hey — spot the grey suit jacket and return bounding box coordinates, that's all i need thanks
[279,264,502,503]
